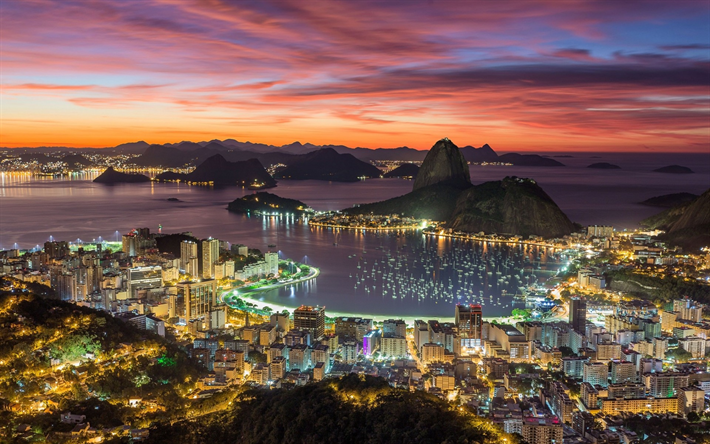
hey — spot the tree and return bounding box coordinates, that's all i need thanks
[559,346,576,358]
[665,347,693,363]
[687,411,700,422]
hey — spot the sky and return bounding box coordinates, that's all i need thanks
[1,0,709,152]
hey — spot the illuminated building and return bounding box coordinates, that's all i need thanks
[583,362,608,387]
[678,386,705,415]
[294,305,325,340]
[600,396,678,414]
[362,330,380,357]
[521,417,563,444]
[644,372,690,398]
[176,279,217,322]
[610,360,636,384]
[455,304,483,348]
[201,238,219,279]
[421,343,445,364]
[180,240,197,271]
[569,298,587,334]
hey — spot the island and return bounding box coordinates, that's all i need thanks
[274,148,382,182]
[93,167,151,183]
[587,162,621,169]
[653,165,694,174]
[227,192,312,216]
[155,154,277,188]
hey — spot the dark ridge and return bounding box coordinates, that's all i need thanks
[587,162,621,169]
[274,148,381,182]
[639,193,699,208]
[155,154,276,188]
[383,163,419,179]
[496,153,565,167]
[653,165,694,174]
[93,167,150,184]
[642,189,710,251]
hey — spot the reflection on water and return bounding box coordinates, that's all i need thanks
[1,152,708,317]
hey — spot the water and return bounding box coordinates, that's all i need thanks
[1,152,708,317]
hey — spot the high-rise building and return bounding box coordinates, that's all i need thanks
[294,305,325,340]
[180,240,197,271]
[382,319,407,338]
[678,386,705,415]
[455,304,483,348]
[583,362,608,387]
[569,298,587,334]
[264,252,279,276]
[176,280,217,322]
[610,360,637,384]
[201,238,220,279]
[644,371,690,398]
[521,417,563,444]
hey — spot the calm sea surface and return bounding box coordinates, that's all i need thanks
[1,152,708,317]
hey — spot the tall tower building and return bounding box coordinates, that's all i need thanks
[569,297,587,334]
[455,304,483,348]
[180,240,197,271]
[294,305,325,340]
[265,252,279,276]
[201,238,220,279]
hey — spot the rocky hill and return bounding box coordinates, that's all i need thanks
[412,138,471,191]
[228,192,311,215]
[274,148,381,182]
[383,163,419,179]
[448,177,576,238]
[93,167,150,183]
[345,184,465,221]
[155,154,276,187]
[641,189,710,251]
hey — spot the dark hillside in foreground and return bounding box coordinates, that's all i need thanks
[145,374,504,444]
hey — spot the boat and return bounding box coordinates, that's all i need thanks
[268,244,276,248]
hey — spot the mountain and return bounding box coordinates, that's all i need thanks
[227,192,311,215]
[133,145,194,168]
[641,189,710,251]
[654,165,694,174]
[61,153,94,169]
[383,163,419,179]
[93,167,150,183]
[587,162,621,169]
[113,141,149,153]
[155,154,276,187]
[459,144,499,163]
[412,138,471,191]
[346,138,573,238]
[448,177,575,238]
[496,153,565,167]
[274,148,381,182]
[639,193,699,208]
[345,184,465,221]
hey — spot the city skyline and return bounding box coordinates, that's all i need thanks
[2,1,709,151]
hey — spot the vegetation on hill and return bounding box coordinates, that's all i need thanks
[604,269,710,305]
[145,374,507,444]
[0,278,206,435]
[227,192,311,215]
[344,184,465,221]
[448,177,575,238]
[641,189,710,251]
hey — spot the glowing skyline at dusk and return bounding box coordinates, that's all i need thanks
[2,0,709,151]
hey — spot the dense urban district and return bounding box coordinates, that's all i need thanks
[1,219,709,444]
